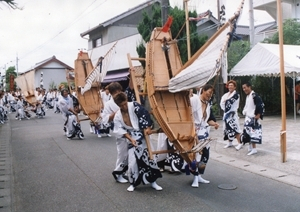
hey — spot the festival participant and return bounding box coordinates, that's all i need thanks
[14,88,21,97]
[34,87,41,99]
[295,80,300,114]
[241,82,264,155]
[59,89,84,140]
[53,88,61,113]
[7,91,17,113]
[113,92,162,192]
[101,86,111,104]
[189,85,219,187]
[220,80,243,150]
[45,89,54,109]
[36,89,46,118]
[0,92,8,124]
[96,86,112,137]
[15,95,25,120]
[101,82,128,183]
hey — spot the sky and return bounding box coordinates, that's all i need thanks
[0,0,274,74]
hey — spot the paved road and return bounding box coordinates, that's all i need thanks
[1,111,300,212]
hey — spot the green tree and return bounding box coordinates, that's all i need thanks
[225,40,251,112]
[136,4,161,68]
[228,19,300,114]
[48,80,57,90]
[5,66,17,91]
[263,19,300,45]
[0,0,19,9]
[169,7,208,64]
[260,18,300,113]
[136,4,208,66]
[227,40,251,71]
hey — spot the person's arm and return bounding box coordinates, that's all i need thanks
[208,120,219,129]
[253,94,264,120]
[123,133,137,147]
[220,94,226,111]
[108,112,116,122]
[68,107,77,115]
[208,107,219,129]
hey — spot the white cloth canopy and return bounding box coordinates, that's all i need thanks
[229,42,300,121]
[229,43,300,77]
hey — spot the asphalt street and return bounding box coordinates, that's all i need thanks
[0,111,300,212]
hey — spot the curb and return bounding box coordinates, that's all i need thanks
[210,151,300,188]
[0,119,12,212]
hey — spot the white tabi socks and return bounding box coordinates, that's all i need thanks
[191,176,199,187]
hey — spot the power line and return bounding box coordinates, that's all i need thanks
[18,0,108,61]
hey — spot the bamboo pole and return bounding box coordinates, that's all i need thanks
[184,0,191,60]
[126,53,141,104]
[127,53,154,159]
[277,0,287,163]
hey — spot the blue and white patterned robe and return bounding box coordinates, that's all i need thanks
[220,90,241,141]
[113,101,162,187]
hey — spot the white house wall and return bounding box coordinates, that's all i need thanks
[88,26,138,50]
[34,61,68,90]
[89,34,142,72]
[254,0,297,20]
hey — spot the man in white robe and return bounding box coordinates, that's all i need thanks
[241,82,264,156]
[189,85,219,188]
[220,80,242,150]
[113,92,162,192]
[101,82,128,183]
[59,89,83,140]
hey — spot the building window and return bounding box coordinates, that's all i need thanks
[93,37,102,48]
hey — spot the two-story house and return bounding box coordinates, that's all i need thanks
[80,0,161,86]
[20,56,73,91]
[254,0,300,20]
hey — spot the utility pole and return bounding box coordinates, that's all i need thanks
[161,0,169,25]
[16,54,19,76]
[184,0,191,60]
[249,0,255,47]
[217,0,225,117]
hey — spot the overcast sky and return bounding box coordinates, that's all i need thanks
[0,0,273,74]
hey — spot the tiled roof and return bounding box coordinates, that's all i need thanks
[235,21,277,35]
[80,0,160,37]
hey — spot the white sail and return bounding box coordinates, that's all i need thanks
[168,0,244,93]
[168,27,231,92]
[80,42,117,95]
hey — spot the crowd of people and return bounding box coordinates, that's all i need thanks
[0,79,264,192]
[0,87,63,123]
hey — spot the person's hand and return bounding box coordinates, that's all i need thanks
[131,139,137,147]
[214,122,219,130]
[145,127,152,135]
[254,114,260,120]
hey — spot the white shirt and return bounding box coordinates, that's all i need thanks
[58,95,74,115]
[190,94,210,126]
[220,90,240,119]
[243,91,256,118]
[101,99,119,125]
[101,92,111,104]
